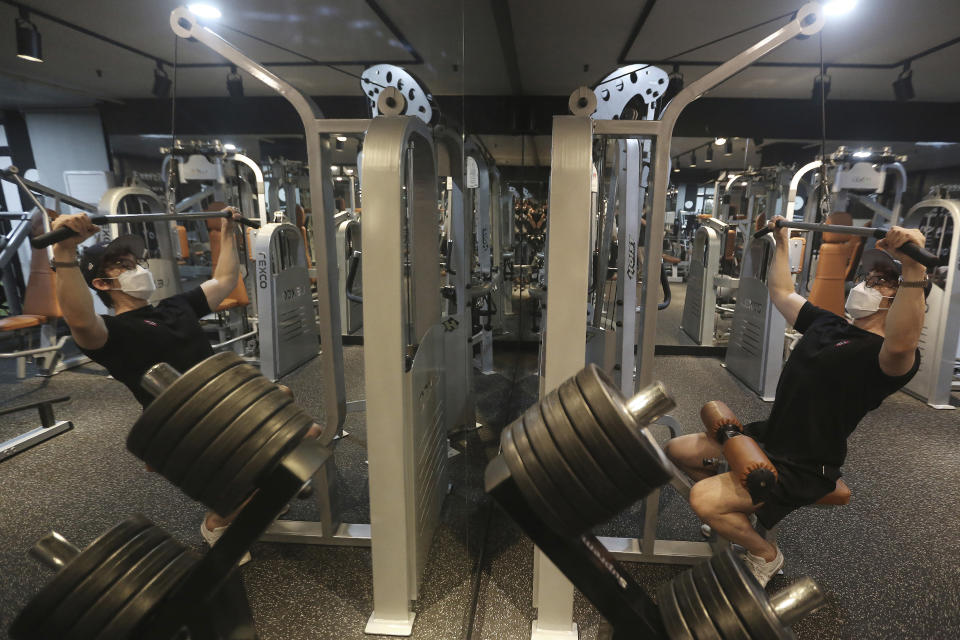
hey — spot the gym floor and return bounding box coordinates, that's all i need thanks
[1,336,958,639]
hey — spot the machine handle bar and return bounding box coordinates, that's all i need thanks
[30,211,260,249]
[753,219,942,269]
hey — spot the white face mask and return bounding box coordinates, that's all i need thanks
[844,282,893,319]
[108,265,157,300]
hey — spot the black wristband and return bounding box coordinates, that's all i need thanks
[50,260,80,271]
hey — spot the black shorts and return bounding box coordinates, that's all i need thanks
[742,422,841,529]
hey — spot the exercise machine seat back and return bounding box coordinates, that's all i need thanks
[808,212,857,316]
[0,219,62,332]
[176,225,189,265]
[205,207,249,312]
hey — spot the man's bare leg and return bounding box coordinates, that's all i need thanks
[689,471,776,561]
[664,433,724,482]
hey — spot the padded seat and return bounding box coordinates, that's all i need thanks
[215,298,246,312]
[815,478,851,506]
[0,315,47,331]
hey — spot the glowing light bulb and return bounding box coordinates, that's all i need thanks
[187,4,222,19]
[823,0,857,16]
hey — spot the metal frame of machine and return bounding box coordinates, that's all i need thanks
[170,10,456,636]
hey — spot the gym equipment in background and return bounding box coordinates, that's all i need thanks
[0,395,72,461]
[900,186,960,409]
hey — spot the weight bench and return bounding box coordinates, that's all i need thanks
[0,227,75,378]
[0,396,72,461]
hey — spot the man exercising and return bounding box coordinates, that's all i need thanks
[665,216,928,587]
[49,210,317,563]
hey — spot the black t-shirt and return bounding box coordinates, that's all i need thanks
[81,287,215,407]
[752,302,920,470]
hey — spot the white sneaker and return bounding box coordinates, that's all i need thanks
[742,546,784,588]
[200,521,252,566]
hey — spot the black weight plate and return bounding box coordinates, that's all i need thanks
[201,402,303,513]
[179,382,289,500]
[128,352,244,458]
[692,559,751,640]
[576,366,673,489]
[214,409,312,516]
[711,550,790,640]
[673,568,723,640]
[540,391,625,513]
[10,516,153,639]
[499,423,569,534]
[43,526,168,638]
[555,381,649,493]
[93,549,199,640]
[146,363,261,472]
[513,414,590,535]
[67,538,184,640]
[162,376,278,488]
[522,404,612,529]
[657,579,695,640]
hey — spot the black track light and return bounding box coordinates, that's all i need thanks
[892,62,915,102]
[665,64,684,100]
[724,139,733,156]
[226,64,243,97]
[812,73,831,102]
[16,8,43,63]
[705,145,713,163]
[152,61,171,98]
[689,151,697,168]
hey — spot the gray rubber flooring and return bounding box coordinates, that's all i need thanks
[1,336,958,639]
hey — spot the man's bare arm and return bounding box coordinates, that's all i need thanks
[766,216,807,326]
[201,208,243,310]
[51,214,108,350]
[877,227,927,377]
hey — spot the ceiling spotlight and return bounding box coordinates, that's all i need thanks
[673,163,680,173]
[15,8,43,63]
[152,60,171,98]
[335,139,345,151]
[223,143,237,151]
[812,73,831,102]
[893,62,915,102]
[823,0,857,16]
[666,64,684,99]
[689,151,697,168]
[705,145,713,163]
[853,149,871,158]
[714,137,727,146]
[187,4,222,19]
[336,135,348,142]
[226,64,243,97]
[724,139,733,156]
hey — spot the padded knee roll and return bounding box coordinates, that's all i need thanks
[724,434,778,503]
[701,400,778,503]
[700,400,742,441]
